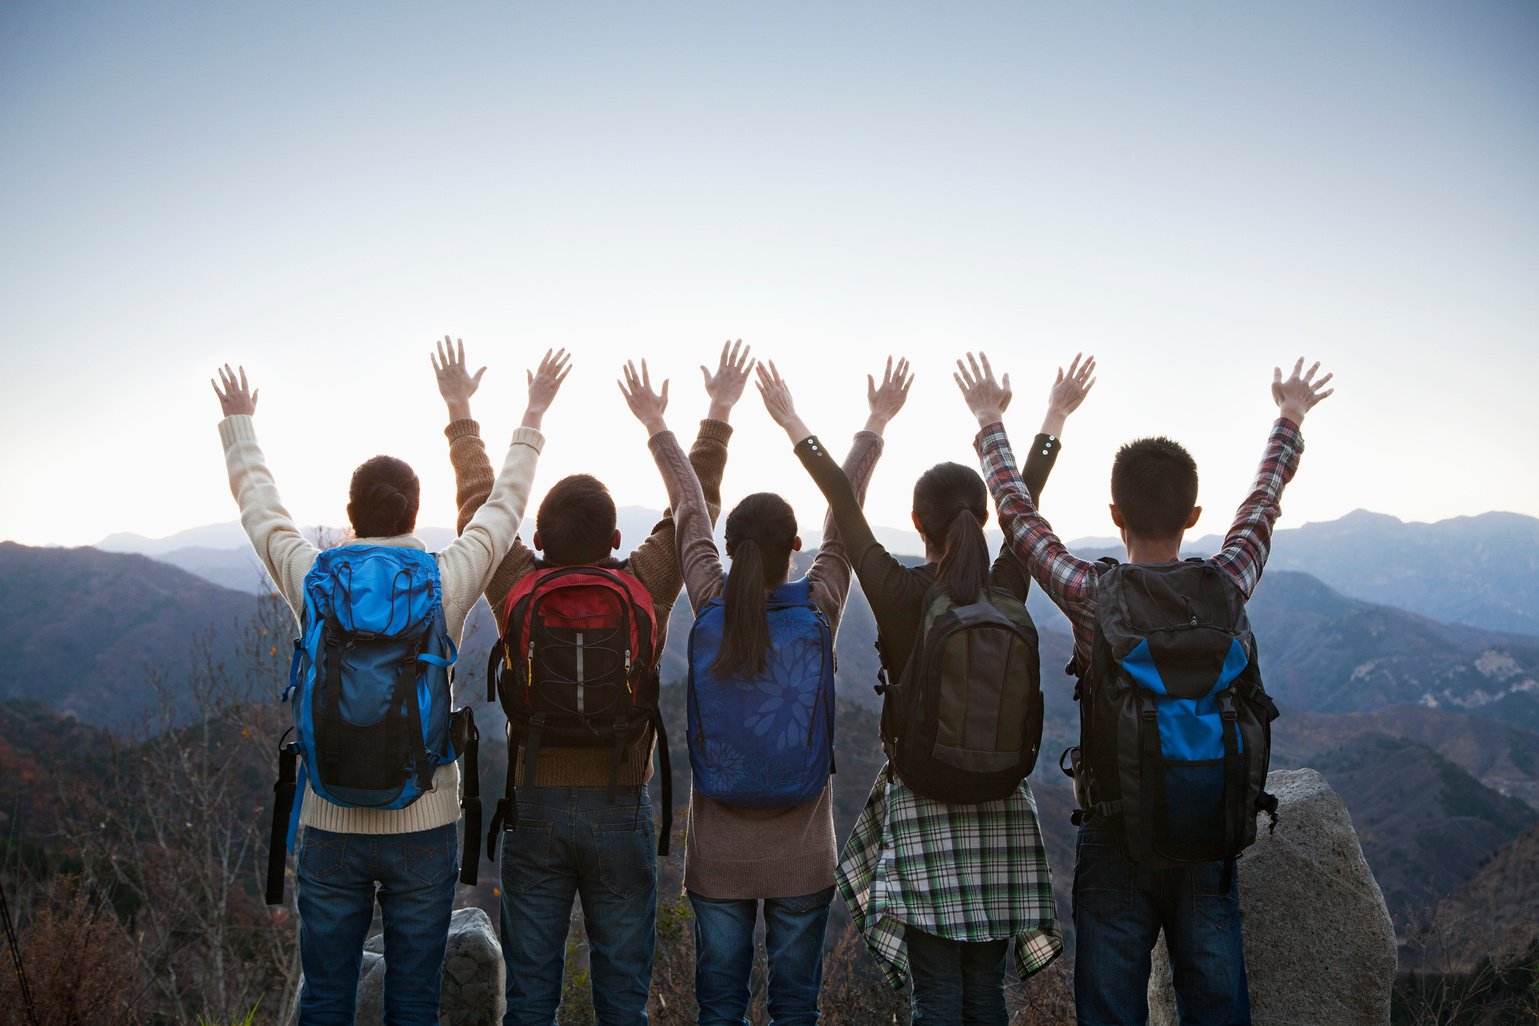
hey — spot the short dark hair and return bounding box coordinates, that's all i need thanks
[1110,437,1199,540]
[536,474,617,565]
[347,455,420,538]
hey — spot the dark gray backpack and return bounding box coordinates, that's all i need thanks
[878,580,1043,803]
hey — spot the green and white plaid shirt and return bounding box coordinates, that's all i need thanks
[836,765,1063,989]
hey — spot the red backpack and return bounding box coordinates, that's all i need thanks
[484,565,671,854]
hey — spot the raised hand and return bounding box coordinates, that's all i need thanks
[953,351,1012,428]
[211,364,259,417]
[521,348,571,430]
[1272,358,1334,426]
[755,361,812,443]
[1042,352,1097,436]
[431,335,487,422]
[618,359,670,435]
[865,356,913,435]
[701,339,755,422]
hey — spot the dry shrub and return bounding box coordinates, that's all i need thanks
[0,880,141,1026]
[1006,956,1074,1026]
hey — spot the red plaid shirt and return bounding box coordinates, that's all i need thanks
[975,418,1305,670]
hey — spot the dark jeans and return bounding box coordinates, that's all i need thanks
[904,926,1009,1026]
[1073,824,1251,1026]
[688,886,836,1026]
[295,823,459,1026]
[498,785,657,1026]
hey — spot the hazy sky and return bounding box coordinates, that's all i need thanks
[2,1,1536,550]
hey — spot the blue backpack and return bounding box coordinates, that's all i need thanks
[686,578,835,808]
[264,545,481,903]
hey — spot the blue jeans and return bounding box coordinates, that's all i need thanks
[296,823,459,1026]
[688,886,835,1026]
[904,927,1009,1026]
[498,785,658,1026]
[1073,824,1251,1026]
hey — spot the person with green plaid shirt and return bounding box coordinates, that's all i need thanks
[785,355,1096,1024]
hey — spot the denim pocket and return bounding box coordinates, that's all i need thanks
[1073,838,1131,923]
[592,820,655,900]
[297,829,348,882]
[404,826,457,885]
[776,885,836,915]
[1191,859,1240,933]
[501,818,556,893]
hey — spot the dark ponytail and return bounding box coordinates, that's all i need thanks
[711,492,797,679]
[912,462,989,605]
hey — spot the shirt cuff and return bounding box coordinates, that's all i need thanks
[444,418,480,442]
[509,426,545,452]
[218,414,258,448]
[698,418,734,445]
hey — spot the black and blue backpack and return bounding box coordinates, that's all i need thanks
[686,578,836,808]
[1062,557,1279,868]
[265,545,481,904]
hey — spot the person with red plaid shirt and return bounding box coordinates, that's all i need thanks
[957,353,1333,1026]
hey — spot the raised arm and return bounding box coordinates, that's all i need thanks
[1211,358,1332,596]
[622,360,726,612]
[958,352,1102,660]
[436,349,565,615]
[627,340,751,600]
[212,364,317,618]
[989,353,1096,598]
[436,338,551,605]
[759,360,903,628]
[761,358,929,643]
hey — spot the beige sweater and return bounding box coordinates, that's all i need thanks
[219,414,545,834]
[650,428,883,899]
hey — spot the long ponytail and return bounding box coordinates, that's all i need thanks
[711,492,797,679]
[913,462,990,605]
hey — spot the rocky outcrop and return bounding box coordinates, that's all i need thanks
[1149,768,1397,1026]
[285,906,504,1026]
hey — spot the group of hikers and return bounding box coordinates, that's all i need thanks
[211,339,1333,1026]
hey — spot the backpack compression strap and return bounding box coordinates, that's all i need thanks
[457,708,481,886]
[265,736,298,906]
[652,709,672,857]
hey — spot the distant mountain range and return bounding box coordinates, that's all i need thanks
[6,507,1539,952]
[90,508,1539,640]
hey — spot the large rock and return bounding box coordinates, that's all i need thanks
[286,906,505,1026]
[1149,768,1396,1026]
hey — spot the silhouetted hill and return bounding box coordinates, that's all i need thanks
[0,542,257,727]
[1191,509,1539,636]
[1247,571,1539,731]
[1273,705,1539,811]
[1427,820,1539,970]
[1310,733,1536,930]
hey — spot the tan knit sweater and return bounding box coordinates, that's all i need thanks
[220,414,545,834]
[650,427,883,900]
[447,417,732,787]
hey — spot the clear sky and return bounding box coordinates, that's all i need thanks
[2,1,1536,550]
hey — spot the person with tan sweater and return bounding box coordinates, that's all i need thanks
[213,347,565,1026]
[438,340,753,1026]
[620,356,907,1026]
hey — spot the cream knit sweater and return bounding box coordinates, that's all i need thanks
[219,413,545,834]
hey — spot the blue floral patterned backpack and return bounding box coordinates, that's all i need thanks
[686,578,835,808]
